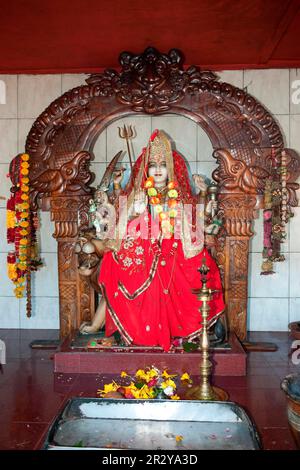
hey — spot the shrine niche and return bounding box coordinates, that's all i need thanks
[25,47,300,343]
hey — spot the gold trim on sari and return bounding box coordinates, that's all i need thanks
[118,255,159,300]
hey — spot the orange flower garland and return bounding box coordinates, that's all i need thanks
[144,177,179,236]
[6,153,39,300]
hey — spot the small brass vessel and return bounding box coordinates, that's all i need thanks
[281,373,300,449]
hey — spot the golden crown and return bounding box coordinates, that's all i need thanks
[149,131,170,162]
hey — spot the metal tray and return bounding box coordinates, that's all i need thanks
[43,398,261,450]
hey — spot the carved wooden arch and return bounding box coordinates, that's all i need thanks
[26,47,300,341]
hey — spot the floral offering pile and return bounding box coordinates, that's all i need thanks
[97,367,192,400]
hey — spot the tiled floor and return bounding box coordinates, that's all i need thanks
[0,329,299,450]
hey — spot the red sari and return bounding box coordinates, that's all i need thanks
[99,212,224,351]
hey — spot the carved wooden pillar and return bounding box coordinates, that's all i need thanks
[51,195,95,338]
[219,194,257,341]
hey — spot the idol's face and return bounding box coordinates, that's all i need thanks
[148,161,168,187]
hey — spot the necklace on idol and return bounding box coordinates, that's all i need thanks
[156,248,177,295]
[150,235,179,295]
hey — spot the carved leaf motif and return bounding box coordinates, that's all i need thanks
[58,242,76,279]
[228,302,247,341]
[32,169,63,195]
[230,240,249,280]
[31,151,92,205]
[80,278,93,323]
[219,194,256,237]
[60,301,74,337]
[78,197,91,231]
[213,149,269,193]
[287,183,299,207]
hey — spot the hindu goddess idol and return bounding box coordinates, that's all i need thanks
[79,130,225,351]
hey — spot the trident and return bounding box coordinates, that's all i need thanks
[118,124,135,172]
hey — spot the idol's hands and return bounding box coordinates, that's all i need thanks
[193,174,207,193]
[205,222,220,235]
[205,199,218,215]
[113,168,125,185]
[133,189,147,215]
[205,234,216,248]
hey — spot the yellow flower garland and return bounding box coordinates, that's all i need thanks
[6,153,31,298]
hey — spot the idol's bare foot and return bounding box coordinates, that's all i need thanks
[79,322,103,335]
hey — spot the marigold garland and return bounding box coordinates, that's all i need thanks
[6,153,42,309]
[144,177,179,236]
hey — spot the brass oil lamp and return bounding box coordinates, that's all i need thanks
[186,258,228,401]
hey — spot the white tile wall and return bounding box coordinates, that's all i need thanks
[244,69,290,115]
[0,208,10,253]
[275,115,290,147]
[20,297,60,329]
[290,115,300,151]
[0,119,18,162]
[0,164,12,207]
[289,298,300,324]
[39,211,57,253]
[248,253,289,298]
[92,128,106,163]
[61,74,87,94]
[0,75,17,118]
[188,161,198,176]
[290,253,300,298]
[290,69,300,115]
[218,70,244,89]
[0,297,20,328]
[197,161,218,180]
[197,126,215,161]
[290,206,300,252]
[18,119,35,153]
[18,75,62,119]
[0,253,20,297]
[248,298,289,331]
[0,70,300,331]
[30,253,58,298]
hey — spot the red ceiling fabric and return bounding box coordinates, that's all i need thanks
[0,0,300,73]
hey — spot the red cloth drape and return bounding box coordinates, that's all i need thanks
[99,214,224,351]
[98,144,225,351]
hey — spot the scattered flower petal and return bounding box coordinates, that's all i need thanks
[97,367,189,401]
[162,370,178,379]
[180,372,191,382]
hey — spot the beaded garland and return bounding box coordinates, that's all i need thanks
[261,148,288,275]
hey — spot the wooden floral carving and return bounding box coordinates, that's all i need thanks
[86,47,216,114]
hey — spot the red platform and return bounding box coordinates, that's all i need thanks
[54,332,247,376]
